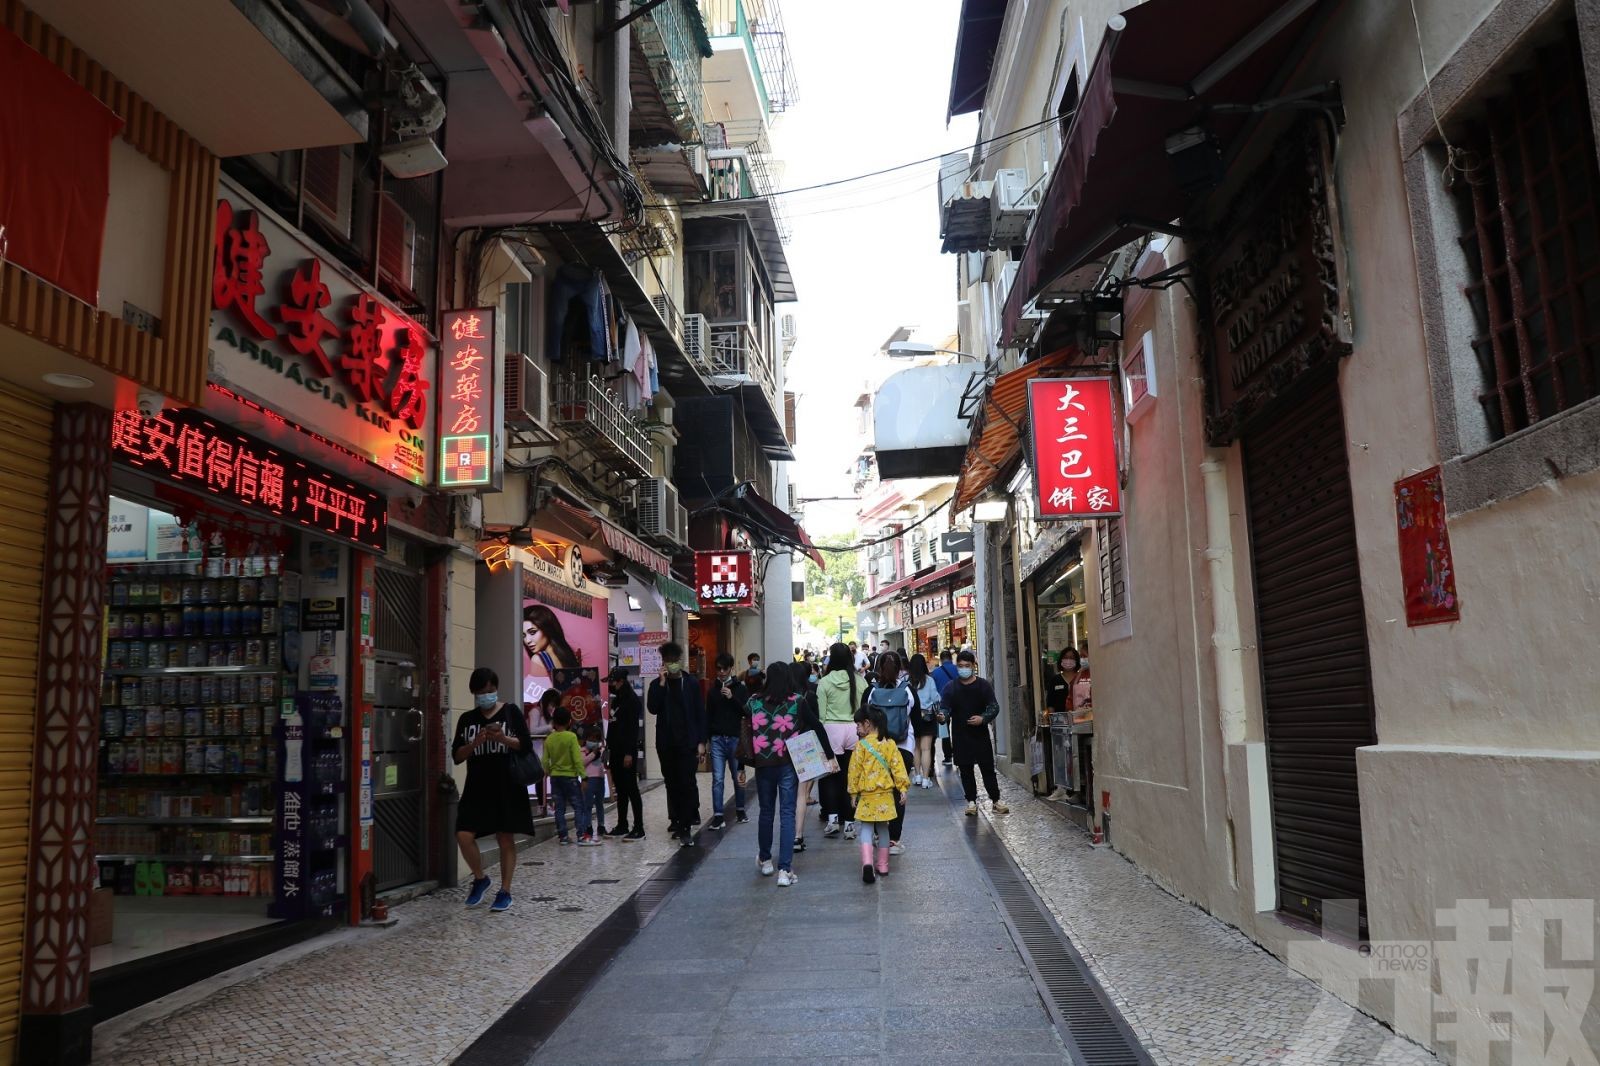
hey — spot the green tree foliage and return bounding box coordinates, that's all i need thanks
[793,531,866,642]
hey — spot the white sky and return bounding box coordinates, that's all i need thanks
[771,0,978,536]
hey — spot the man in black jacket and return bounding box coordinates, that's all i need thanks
[604,667,645,839]
[647,641,707,845]
[940,649,1011,818]
[705,653,749,830]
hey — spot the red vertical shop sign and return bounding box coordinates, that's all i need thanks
[1394,466,1460,627]
[1028,377,1122,520]
[438,309,497,489]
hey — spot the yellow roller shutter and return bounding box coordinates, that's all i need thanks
[0,383,51,1064]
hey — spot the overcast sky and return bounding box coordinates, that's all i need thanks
[772,0,978,536]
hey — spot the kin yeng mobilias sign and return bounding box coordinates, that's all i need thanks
[1027,377,1122,520]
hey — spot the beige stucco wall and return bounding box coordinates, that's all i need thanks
[1070,0,1600,1050]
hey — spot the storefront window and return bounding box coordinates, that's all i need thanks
[1035,553,1087,667]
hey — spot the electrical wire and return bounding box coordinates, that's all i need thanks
[809,500,955,553]
[710,113,1067,205]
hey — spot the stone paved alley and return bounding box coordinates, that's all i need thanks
[91,779,1440,1066]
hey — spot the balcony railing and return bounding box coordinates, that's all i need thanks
[705,322,776,398]
[552,374,653,476]
[701,0,796,114]
[635,0,709,142]
[707,149,791,241]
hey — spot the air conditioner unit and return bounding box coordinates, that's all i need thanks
[780,313,798,356]
[303,145,354,239]
[875,556,897,582]
[999,261,1049,341]
[787,483,798,511]
[990,168,1041,245]
[682,313,708,367]
[504,353,555,439]
[377,194,417,293]
[637,477,687,546]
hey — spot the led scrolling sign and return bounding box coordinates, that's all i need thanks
[111,406,388,551]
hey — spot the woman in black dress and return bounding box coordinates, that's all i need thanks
[453,667,536,912]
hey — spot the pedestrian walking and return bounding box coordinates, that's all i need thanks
[544,707,598,845]
[452,668,536,913]
[604,668,645,839]
[794,658,823,851]
[741,662,820,887]
[815,642,862,840]
[932,649,959,766]
[647,641,707,846]
[867,653,915,854]
[907,653,942,788]
[581,722,608,839]
[848,705,910,884]
[941,650,1010,816]
[705,653,749,831]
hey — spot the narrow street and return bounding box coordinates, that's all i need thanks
[95,780,1437,1066]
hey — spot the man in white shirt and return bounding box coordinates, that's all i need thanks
[853,643,870,674]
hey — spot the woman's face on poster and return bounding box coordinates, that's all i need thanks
[522,620,548,660]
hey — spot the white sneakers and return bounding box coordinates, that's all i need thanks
[912,772,925,787]
[920,778,935,789]
[888,843,905,856]
[759,859,775,876]
[843,821,857,840]
[992,800,1011,814]
[822,820,841,838]
[776,869,797,887]
[965,801,979,816]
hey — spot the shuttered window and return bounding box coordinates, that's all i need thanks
[0,385,51,1060]
[1097,517,1128,624]
[1243,378,1376,933]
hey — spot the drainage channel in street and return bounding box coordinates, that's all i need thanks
[944,780,1154,1066]
[451,827,729,1066]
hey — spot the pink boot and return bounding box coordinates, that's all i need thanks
[860,839,876,884]
[875,846,890,876]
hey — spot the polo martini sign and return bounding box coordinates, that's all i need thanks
[207,179,437,487]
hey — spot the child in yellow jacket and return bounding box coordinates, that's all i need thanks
[848,706,910,884]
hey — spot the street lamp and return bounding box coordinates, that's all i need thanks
[885,341,982,363]
[971,489,1009,523]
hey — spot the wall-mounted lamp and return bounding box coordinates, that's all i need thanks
[971,491,1009,523]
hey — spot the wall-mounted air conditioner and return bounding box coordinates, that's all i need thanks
[637,477,687,546]
[990,168,1042,245]
[683,313,708,367]
[504,354,556,442]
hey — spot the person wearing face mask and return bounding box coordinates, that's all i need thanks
[647,641,707,845]
[706,653,749,831]
[604,667,645,840]
[746,652,762,678]
[1045,647,1078,723]
[940,650,1009,818]
[452,668,536,912]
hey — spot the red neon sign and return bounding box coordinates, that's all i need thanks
[438,309,497,488]
[695,551,755,609]
[1028,377,1122,519]
[111,407,387,551]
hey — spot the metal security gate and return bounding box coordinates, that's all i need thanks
[1242,378,1376,932]
[0,386,50,1061]
[371,565,426,890]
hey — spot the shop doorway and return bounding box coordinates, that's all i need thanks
[1242,377,1376,933]
[372,565,427,891]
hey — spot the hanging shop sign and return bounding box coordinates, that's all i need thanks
[1395,467,1460,627]
[208,180,437,487]
[111,406,387,551]
[913,586,952,622]
[695,551,755,609]
[438,309,499,489]
[1027,377,1122,520]
[1199,121,1351,445]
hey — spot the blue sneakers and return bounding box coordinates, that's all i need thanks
[490,889,513,913]
[464,876,492,907]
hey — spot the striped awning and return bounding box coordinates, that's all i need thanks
[951,348,1078,513]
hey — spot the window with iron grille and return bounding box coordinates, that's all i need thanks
[1448,28,1600,441]
[1097,517,1127,625]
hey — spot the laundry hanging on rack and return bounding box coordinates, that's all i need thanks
[547,264,609,361]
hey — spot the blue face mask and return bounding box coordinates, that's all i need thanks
[808,674,818,684]
[957,667,975,680]
[474,692,498,710]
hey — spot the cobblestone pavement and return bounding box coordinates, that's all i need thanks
[978,773,1442,1066]
[93,787,685,1066]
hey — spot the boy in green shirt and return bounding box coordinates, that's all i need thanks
[543,708,597,845]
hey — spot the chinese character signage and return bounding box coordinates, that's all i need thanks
[913,587,952,622]
[1028,377,1122,520]
[695,551,755,609]
[1395,467,1460,627]
[439,309,497,488]
[111,405,387,551]
[208,179,436,487]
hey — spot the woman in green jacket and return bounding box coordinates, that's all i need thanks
[815,642,863,840]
